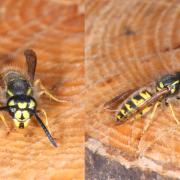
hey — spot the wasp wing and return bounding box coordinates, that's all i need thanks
[24,49,37,82]
[104,88,137,110]
[135,87,170,114]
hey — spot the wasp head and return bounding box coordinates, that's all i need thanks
[7,95,37,128]
[156,73,180,96]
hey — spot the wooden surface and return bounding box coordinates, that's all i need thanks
[0,0,179,179]
[86,148,177,180]
[85,0,180,179]
[0,0,84,179]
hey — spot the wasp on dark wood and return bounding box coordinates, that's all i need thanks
[104,72,180,133]
[0,49,65,147]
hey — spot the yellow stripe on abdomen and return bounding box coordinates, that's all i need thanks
[116,90,152,121]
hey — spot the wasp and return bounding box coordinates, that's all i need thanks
[104,72,180,133]
[0,49,64,147]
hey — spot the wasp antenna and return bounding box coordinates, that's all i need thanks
[24,49,37,82]
[0,106,8,111]
[34,112,58,147]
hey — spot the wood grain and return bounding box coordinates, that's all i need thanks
[0,0,84,179]
[85,0,180,179]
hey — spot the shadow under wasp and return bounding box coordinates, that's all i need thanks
[104,72,180,134]
[0,49,66,147]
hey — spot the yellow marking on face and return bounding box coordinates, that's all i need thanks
[23,119,30,128]
[13,119,20,128]
[139,91,151,100]
[125,103,133,111]
[22,110,30,120]
[159,82,164,88]
[15,110,22,119]
[116,115,121,119]
[7,90,14,97]
[13,119,30,128]
[132,98,145,107]
[170,80,179,94]
[29,100,35,109]
[18,102,27,109]
[171,88,175,94]
[27,88,32,95]
[8,100,15,106]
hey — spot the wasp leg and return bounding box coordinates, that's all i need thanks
[37,109,52,134]
[142,102,160,134]
[0,113,10,132]
[35,79,67,103]
[168,102,179,124]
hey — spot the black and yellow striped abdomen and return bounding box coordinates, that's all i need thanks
[116,90,152,122]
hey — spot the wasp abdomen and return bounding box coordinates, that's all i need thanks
[116,90,152,122]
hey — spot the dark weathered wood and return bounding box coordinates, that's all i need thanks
[86,147,179,180]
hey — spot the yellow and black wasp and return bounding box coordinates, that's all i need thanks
[0,49,64,147]
[104,72,180,132]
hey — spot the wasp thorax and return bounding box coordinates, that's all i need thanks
[7,95,37,128]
